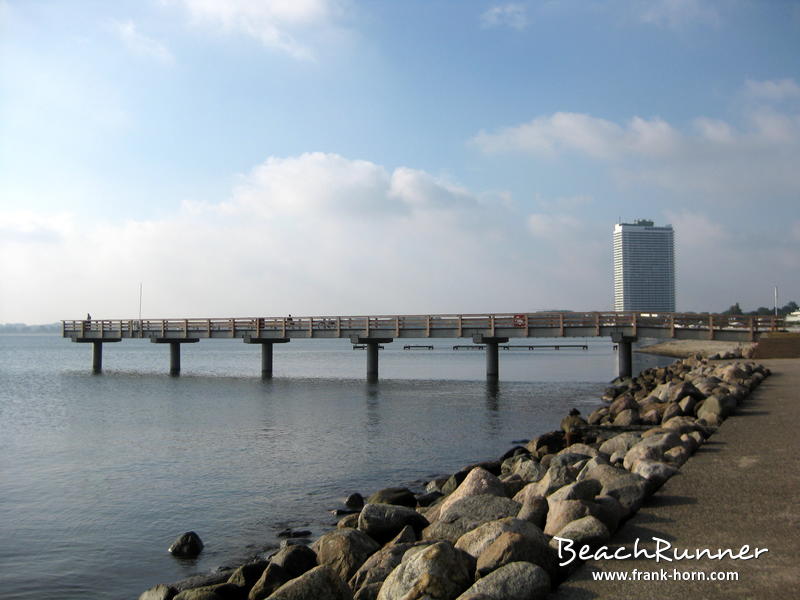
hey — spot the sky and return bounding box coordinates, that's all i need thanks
[1,0,799,324]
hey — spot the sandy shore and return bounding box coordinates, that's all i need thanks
[636,339,756,358]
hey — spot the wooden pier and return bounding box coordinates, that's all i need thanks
[61,311,783,381]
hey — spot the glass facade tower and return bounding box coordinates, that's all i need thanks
[613,220,675,312]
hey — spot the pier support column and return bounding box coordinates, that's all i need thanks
[350,336,393,382]
[243,338,291,379]
[611,333,637,379]
[71,337,121,374]
[473,334,509,380]
[151,338,200,376]
[92,341,103,374]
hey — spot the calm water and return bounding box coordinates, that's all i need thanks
[0,334,671,599]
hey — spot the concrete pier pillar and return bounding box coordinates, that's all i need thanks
[71,337,121,374]
[169,342,181,376]
[243,338,290,378]
[473,334,509,380]
[611,333,637,379]
[350,336,393,382]
[151,338,200,376]
[92,341,103,374]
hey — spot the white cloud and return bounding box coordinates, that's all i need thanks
[639,0,720,28]
[744,78,800,103]
[473,112,680,159]
[112,20,174,64]
[472,88,800,204]
[166,0,345,60]
[5,153,613,322]
[481,4,529,30]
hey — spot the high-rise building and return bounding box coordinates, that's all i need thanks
[613,219,675,312]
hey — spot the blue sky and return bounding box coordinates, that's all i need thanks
[1,0,799,323]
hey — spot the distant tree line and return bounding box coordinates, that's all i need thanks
[0,322,61,333]
[721,301,799,316]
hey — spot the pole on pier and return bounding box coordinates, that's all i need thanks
[611,332,636,379]
[473,334,509,380]
[151,338,200,376]
[243,338,291,379]
[350,336,393,382]
[92,341,103,374]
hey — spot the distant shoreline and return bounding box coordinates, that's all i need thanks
[637,339,755,358]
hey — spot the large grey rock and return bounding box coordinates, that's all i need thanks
[516,494,548,529]
[358,503,428,544]
[423,495,521,543]
[543,499,591,536]
[312,528,381,582]
[558,443,599,458]
[169,532,204,558]
[349,542,421,592]
[436,468,507,517]
[600,431,641,456]
[547,479,601,503]
[269,544,318,579]
[139,585,176,600]
[528,463,577,497]
[376,542,473,600]
[249,563,290,600]
[630,459,679,493]
[474,530,558,580]
[550,515,610,551]
[454,517,547,559]
[622,432,682,470]
[505,455,547,483]
[456,561,550,600]
[587,495,624,533]
[227,560,268,590]
[367,487,416,508]
[267,565,353,600]
[353,583,381,600]
[575,463,648,518]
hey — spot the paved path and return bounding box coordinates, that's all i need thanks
[552,358,800,600]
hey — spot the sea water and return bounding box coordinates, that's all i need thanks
[0,334,672,599]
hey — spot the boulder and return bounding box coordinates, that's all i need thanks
[612,408,639,426]
[630,459,679,493]
[269,544,318,579]
[387,525,417,545]
[436,468,507,517]
[456,561,550,600]
[473,531,554,580]
[248,563,290,600]
[376,542,474,600]
[527,463,576,497]
[349,542,420,592]
[367,487,416,508]
[227,560,268,590]
[454,517,547,559]
[338,514,361,529]
[353,583,381,600]
[558,443,599,458]
[139,585,177,600]
[622,432,681,470]
[312,528,381,582]
[527,431,566,456]
[505,456,547,483]
[345,493,365,510]
[598,432,640,457]
[422,495,521,543]
[516,494,548,529]
[543,499,591,536]
[560,410,588,433]
[578,463,649,518]
[550,515,610,552]
[267,565,353,600]
[169,532,204,558]
[547,479,601,503]
[358,503,429,544]
[587,495,623,534]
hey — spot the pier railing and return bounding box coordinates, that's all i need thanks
[62,311,783,342]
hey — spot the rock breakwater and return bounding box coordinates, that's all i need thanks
[140,355,770,600]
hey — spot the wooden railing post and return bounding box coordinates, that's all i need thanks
[708,314,715,340]
[457,315,463,337]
